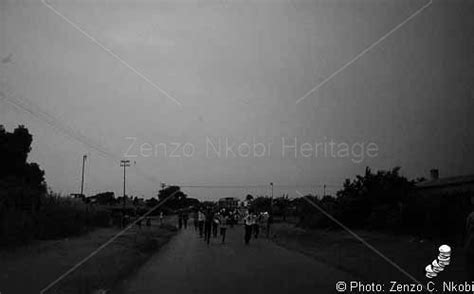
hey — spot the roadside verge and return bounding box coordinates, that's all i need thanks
[1,222,177,294]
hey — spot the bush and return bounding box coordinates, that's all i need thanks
[294,167,470,244]
[0,126,115,247]
[296,167,422,234]
[0,194,115,247]
[35,198,88,239]
[0,209,36,247]
[366,205,401,231]
[90,208,112,227]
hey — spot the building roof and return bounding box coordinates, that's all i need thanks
[416,174,474,189]
[218,197,239,202]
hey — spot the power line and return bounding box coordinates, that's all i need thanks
[0,82,160,185]
[1,83,344,194]
[179,184,340,189]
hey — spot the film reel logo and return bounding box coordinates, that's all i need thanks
[425,245,451,278]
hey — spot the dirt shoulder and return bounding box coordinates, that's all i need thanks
[0,220,177,294]
[271,223,468,283]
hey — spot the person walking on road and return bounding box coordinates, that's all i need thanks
[267,212,273,238]
[244,211,254,245]
[146,217,151,228]
[229,211,235,228]
[204,210,214,245]
[193,210,199,232]
[219,213,229,244]
[261,211,272,238]
[183,212,189,229]
[212,213,219,238]
[159,211,164,226]
[178,211,183,229]
[254,212,261,239]
[198,210,205,237]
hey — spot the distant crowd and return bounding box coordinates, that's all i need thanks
[176,208,273,245]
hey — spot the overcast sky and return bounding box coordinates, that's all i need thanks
[1,0,473,201]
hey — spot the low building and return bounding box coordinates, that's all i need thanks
[416,169,474,197]
[71,193,85,199]
[414,169,474,244]
[218,197,240,210]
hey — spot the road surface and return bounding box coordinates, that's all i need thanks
[116,224,354,293]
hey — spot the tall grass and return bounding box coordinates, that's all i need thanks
[0,193,112,248]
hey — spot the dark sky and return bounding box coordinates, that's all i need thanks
[1,0,473,200]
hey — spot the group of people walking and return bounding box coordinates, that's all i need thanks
[177,207,273,246]
[243,210,271,244]
[178,211,189,229]
[193,209,230,245]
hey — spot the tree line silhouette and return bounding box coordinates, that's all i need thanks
[0,125,115,246]
[1,125,468,247]
[248,167,469,243]
[0,125,46,212]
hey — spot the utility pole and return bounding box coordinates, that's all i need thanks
[80,155,87,197]
[120,160,131,208]
[323,184,326,197]
[270,182,274,212]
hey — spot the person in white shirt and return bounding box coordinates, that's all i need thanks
[212,213,220,238]
[244,210,254,245]
[261,211,273,238]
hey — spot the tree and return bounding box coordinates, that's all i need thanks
[273,195,291,220]
[294,195,320,228]
[294,167,416,231]
[249,196,271,213]
[92,192,115,205]
[157,186,187,210]
[146,197,159,208]
[183,197,200,208]
[245,194,254,202]
[336,166,415,230]
[0,125,46,211]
